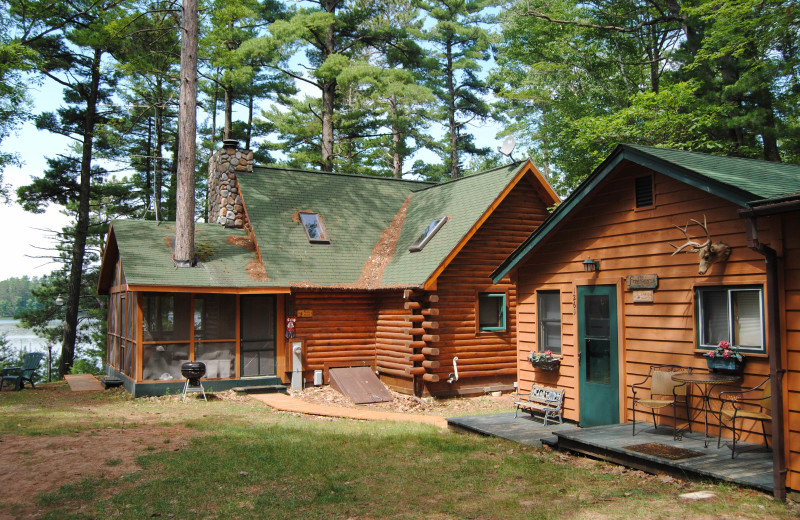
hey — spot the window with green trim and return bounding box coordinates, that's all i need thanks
[478,293,506,331]
[696,285,764,353]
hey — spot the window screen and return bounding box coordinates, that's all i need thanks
[537,291,561,355]
[697,286,764,352]
[478,293,506,331]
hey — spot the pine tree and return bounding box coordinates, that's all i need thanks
[417,0,493,180]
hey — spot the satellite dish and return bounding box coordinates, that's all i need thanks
[498,135,516,159]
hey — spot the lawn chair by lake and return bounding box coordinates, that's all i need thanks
[0,352,46,391]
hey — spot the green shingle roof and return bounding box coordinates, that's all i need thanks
[106,160,552,291]
[623,145,800,203]
[492,144,800,283]
[237,168,428,287]
[381,162,530,286]
[109,220,283,288]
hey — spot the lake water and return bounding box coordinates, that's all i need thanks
[0,317,52,354]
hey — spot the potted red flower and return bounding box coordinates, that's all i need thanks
[528,350,561,371]
[705,340,745,374]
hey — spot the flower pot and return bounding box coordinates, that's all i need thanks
[706,356,744,375]
[530,358,561,371]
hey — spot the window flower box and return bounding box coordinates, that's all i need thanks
[704,340,745,374]
[528,350,561,371]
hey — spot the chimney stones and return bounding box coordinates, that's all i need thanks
[208,140,253,228]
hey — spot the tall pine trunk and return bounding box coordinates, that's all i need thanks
[446,37,459,180]
[175,0,198,266]
[59,47,102,378]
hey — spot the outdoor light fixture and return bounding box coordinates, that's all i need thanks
[583,258,600,273]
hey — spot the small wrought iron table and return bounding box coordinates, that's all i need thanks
[671,372,740,447]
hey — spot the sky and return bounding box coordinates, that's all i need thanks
[0,76,507,283]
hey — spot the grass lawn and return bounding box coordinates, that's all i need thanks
[0,382,795,519]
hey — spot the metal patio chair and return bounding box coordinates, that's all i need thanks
[631,364,693,436]
[718,377,771,458]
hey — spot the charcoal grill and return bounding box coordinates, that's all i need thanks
[180,361,207,401]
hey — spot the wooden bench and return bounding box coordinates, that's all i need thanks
[514,384,564,426]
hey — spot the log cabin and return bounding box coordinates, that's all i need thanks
[98,140,559,399]
[492,144,800,496]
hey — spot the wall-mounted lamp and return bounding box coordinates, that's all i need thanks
[583,258,600,273]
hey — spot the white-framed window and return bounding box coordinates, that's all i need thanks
[696,285,764,353]
[537,291,561,355]
[299,212,329,243]
[409,217,447,252]
[478,292,506,331]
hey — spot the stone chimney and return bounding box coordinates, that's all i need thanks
[208,139,254,228]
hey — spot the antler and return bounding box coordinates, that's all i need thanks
[670,215,711,255]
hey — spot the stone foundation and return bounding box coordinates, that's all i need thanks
[208,139,253,228]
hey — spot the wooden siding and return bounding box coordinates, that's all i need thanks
[291,291,378,379]
[782,210,800,491]
[425,174,552,395]
[516,163,773,438]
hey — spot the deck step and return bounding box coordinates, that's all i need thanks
[232,384,287,395]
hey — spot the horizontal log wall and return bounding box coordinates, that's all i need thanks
[783,210,800,491]
[516,163,773,437]
[426,173,552,395]
[292,292,378,376]
[375,293,414,392]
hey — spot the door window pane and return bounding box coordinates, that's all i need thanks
[585,295,610,337]
[586,339,611,384]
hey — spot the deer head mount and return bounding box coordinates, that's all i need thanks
[670,216,731,275]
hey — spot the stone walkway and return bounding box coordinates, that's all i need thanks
[249,393,448,428]
[64,374,104,392]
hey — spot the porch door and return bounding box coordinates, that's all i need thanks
[577,285,619,427]
[240,295,277,377]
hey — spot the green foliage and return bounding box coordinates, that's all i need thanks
[418,0,494,180]
[0,276,41,317]
[493,0,800,194]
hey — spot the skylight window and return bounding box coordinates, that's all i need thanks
[299,212,329,243]
[409,217,448,252]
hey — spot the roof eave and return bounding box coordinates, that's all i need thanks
[491,144,761,283]
[423,160,558,290]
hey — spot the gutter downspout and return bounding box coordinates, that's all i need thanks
[741,214,787,501]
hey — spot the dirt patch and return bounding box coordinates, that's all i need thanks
[0,426,198,519]
[288,385,516,416]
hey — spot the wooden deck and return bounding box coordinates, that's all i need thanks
[447,414,774,493]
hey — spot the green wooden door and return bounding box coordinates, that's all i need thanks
[578,285,619,427]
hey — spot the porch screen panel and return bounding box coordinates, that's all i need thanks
[142,294,191,342]
[126,291,134,340]
[241,295,276,377]
[141,343,190,380]
[194,294,236,340]
[195,342,235,378]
